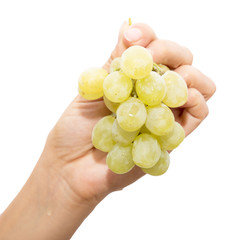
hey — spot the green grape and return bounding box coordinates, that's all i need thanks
[142,150,170,176]
[121,46,153,79]
[145,103,174,136]
[110,57,121,73]
[132,133,161,168]
[78,67,108,100]
[103,71,133,103]
[136,71,166,106]
[162,71,188,108]
[106,143,135,174]
[92,115,115,152]
[158,121,185,150]
[117,97,147,132]
[152,63,170,76]
[112,119,139,145]
[103,95,120,113]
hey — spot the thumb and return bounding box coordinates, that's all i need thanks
[103,21,157,71]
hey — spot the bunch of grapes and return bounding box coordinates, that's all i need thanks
[78,46,188,176]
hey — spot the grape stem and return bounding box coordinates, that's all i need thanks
[152,62,169,75]
[128,18,132,26]
[152,62,162,74]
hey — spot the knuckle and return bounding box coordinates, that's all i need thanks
[210,81,217,97]
[190,88,201,101]
[132,23,156,39]
[184,47,193,65]
[204,78,216,100]
[176,65,194,85]
[203,104,209,119]
[154,40,171,62]
[191,89,209,119]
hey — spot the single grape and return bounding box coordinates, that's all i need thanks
[106,143,135,174]
[110,57,121,73]
[136,71,166,106]
[92,115,115,152]
[121,46,153,79]
[117,97,147,132]
[103,71,133,103]
[158,121,185,150]
[78,67,108,100]
[132,133,161,168]
[103,95,120,113]
[112,119,139,146]
[145,103,174,136]
[162,71,188,108]
[142,150,170,176]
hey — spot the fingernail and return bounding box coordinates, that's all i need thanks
[124,28,142,42]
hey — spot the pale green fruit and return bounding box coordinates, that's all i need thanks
[136,71,166,106]
[103,95,120,113]
[142,150,170,176]
[162,71,188,108]
[78,67,108,100]
[145,103,174,136]
[92,115,115,152]
[121,46,153,79]
[106,143,135,174]
[110,57,121,73]
[112,120,139,146]
[117,97,147,132]
[132,133,161,168]
[158,121,185,150]
[103,71,133,103]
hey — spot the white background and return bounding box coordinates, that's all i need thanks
[0,0,230,239]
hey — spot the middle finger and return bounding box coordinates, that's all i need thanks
[147,39,193,69]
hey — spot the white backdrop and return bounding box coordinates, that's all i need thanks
[0,0,230,239]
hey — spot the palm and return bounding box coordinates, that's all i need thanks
[48,96,144,201]
[52,96,109,161]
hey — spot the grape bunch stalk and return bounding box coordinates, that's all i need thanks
[78,46,187,176]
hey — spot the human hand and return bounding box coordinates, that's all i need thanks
[0,21,216,240]
[42,21,216,208]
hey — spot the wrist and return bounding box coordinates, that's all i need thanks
[38,148,100,210]
[0,150,99,240]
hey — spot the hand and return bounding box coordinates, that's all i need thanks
[43,22,216,207]
[0,21,216,240]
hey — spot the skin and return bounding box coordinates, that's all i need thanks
[0,22,216,240]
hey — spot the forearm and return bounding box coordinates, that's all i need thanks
[0,152,97,240]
